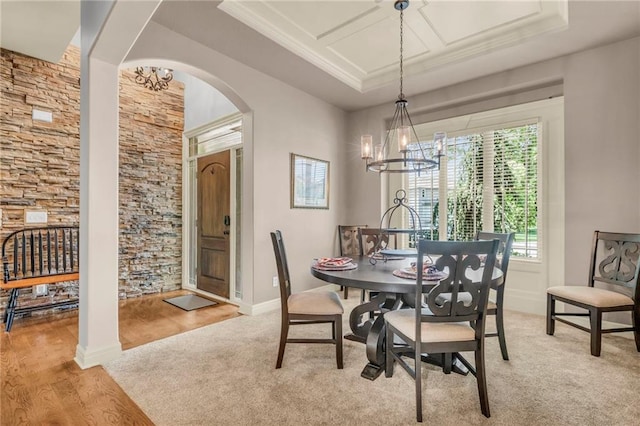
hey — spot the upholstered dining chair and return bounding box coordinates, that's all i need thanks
[436,232,514,360]
[358,228,397,305]
[385,239,500,422]
[270,230,344,369]
[358,227,397,256]
[546,230,640,356]
[474,232,515,360]
[338,225,366,299]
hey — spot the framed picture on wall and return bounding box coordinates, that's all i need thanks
[290,153,330,209]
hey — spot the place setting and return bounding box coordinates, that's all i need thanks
[392,259,447,281]
[312,256,358,271]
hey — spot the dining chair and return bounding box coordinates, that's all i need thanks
[270,230,344,369]
[546,230,640,356]
[437,231,514,360]
[358,228,397,306]
[338,225,366,299]
[385,239,500,422]
[358,228,397,256]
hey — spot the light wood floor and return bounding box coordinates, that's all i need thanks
[0,290,240,424]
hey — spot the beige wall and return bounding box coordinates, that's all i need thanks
[126,21,349,307]
[563,37,640,286]
[346,36,640,315]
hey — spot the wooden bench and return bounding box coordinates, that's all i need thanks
[2,226,79,332]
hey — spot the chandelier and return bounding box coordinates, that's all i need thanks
[361,0,445,173]
[134,66,173,92]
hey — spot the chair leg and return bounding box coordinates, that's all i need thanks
[546,293,555,335]
[335,315,343,369]
[385,324,394,378]
[590,308,602,357]
[5,288,19,332]
[495,303,509,360]
[475,344,491,418]
[415,342,423,423]
[443,353,452,374]
[343,286,349,299]
[276,319,289,369]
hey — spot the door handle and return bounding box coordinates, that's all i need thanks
[223,231,230,235]
[224,215,231,226]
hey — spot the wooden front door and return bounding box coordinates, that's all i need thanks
[197,150,230,298]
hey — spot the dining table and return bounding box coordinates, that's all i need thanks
[311,255,504,380]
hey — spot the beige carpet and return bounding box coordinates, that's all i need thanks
[104,293,640,425]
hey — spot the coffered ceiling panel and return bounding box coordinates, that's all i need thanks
[219,0,568,93]
[267,1,377,40]
[424,1,541,45]
[327,15,428,75]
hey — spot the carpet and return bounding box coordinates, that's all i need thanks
[105,294,640,426]
[163,294,217,311]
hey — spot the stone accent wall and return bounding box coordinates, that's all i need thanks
[0,46,184,320]
[118,69,184,297]
[0,47,82,316]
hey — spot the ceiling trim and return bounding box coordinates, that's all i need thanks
[218,0,365,91]
[219,0,569,94]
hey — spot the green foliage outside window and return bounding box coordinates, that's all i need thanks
[412,124,538,257]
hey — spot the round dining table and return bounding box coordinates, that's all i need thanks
[311,255,503,380]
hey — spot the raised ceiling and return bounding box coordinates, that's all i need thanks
[219,0,568,93]
[1,1,638,111]
[150,0,640,110]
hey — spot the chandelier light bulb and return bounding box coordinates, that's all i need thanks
[398,126,410,152]
[361,135,373,159]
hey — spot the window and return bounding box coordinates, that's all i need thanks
[406,113,541,259]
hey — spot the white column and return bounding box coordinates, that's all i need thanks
[75,46,121,370]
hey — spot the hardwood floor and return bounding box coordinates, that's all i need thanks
[0,290,240,424]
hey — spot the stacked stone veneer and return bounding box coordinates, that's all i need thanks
[0,46,184,320]
[118,68,184,297]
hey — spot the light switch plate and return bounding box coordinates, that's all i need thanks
[32,109,53,122]
[33,284,48,296]
[25,210,48,224]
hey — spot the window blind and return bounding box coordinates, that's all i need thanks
[407,123,539,258]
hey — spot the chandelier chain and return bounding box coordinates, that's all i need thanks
[399,7,404,100]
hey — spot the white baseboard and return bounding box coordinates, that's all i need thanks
[74,342,122,369]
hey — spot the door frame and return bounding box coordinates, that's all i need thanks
[182,113,243,304]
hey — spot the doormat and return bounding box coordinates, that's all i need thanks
[163,294,218,311]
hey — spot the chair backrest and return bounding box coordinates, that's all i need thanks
[338,225,365,257]
[476,231,515,280]
[358,228,397,256]
[417,239,499,337]
[270,230,292,315]
[589,231,640,301]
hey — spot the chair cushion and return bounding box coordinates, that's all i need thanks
[287,291,344,315]
[547,286,634,308]
[385,309,476,343]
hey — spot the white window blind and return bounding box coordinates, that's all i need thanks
[407,122,539,258]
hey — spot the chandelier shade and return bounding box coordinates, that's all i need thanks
[361,0,444,174]
[134,66,173,92]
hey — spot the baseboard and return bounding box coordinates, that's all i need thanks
[74,342,123,369]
